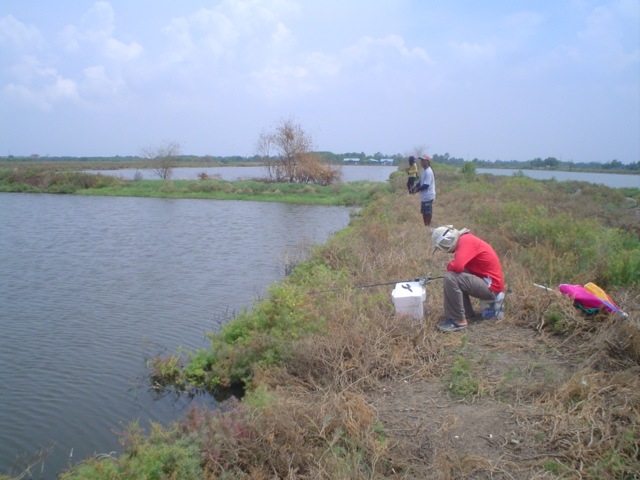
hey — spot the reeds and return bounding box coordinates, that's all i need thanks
[58,169,640,479]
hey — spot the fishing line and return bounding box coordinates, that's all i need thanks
[307,274,444,295]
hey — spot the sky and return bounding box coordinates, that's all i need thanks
[0,1,638,163]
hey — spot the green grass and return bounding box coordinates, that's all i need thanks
[0,168,391,206]
[446,354,481,400]
[174,283,327,391]
[81,179,390,206]
[5,167,639,480]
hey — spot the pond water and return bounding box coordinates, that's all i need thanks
[88,164,398,183]
[476,168,639,189]
[0,193,355,478]
[2,164,635,477]
[88,165,639,189]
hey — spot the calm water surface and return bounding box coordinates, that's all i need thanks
[89,165,639,189]
[88,164,398,182]
[476,168,639,188]
[0,193,354,478]
[3,165,634,476]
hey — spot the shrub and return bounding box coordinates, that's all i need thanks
[460,161,476,180]
[447,354,480,399]
[179,283,323,390]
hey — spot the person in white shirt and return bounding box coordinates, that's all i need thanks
[411,155,436,226]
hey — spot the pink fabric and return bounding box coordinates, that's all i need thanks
[558,284,617,312]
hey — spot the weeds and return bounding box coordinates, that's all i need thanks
[0,168,391,206]
[37,168,640,479]
[0,168,122,193]
[447,354,481,399]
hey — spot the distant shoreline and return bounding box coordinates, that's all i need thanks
[0,157,638,176]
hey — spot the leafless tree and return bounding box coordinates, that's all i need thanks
[141,141,182,181]
[409,144,429,160]
[256,117,341,184]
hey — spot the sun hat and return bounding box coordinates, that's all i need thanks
[432,225,469,253]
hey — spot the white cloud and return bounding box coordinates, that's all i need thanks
[162,8,236,62]
[0,1,637,161]
[271,21,293,45]
[4,83,46,108]
[0,14,43,51]
[248,31,433,101]
[82,65,124,97]
[160,0,298,67]
[104,37,143,61]
[4,71,79,110]
[344,34,432,65]
[249,50,341,99]
[2,2,144,110]
[46,76,79,102]
[80,1,115,38]
[3,52,81,110]
[59,2,143,62]
[9,55,52,83]
[503,10,544,35]
[448,40,495,60]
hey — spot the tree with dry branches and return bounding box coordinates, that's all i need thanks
[141,141,182,181]
[257,118,341,185]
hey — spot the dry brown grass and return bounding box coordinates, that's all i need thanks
[251,170,640,478]
[289,296,442,393]
[52,168,639,479]
[95,169,637,480]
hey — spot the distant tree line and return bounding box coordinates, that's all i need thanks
[2,152,638,173]
[431,153,639,172]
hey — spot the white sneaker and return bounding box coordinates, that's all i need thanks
[494,292,506,319]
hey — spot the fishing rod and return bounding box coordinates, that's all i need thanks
[308,274,444,295]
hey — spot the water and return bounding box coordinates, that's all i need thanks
[88,165,639,189]
[87,164,398,183]
[0,193,354,478]
[476,168,639,189]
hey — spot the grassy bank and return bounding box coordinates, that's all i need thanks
[4,170,640,479]
[0,168,390,206]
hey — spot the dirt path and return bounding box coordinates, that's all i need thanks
[370,317,576,479]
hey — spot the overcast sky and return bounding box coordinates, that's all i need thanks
[1,1,638,163]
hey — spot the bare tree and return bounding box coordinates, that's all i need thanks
[141,141,182,181]
[256,117,341,184]
[409,144,429,160]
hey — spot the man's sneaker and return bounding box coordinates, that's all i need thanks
[437,319,467,332]
[481,292,506,319]
[494,292,506,319]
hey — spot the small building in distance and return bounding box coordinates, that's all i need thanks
[380,158,394,164]
[343,158,360,163]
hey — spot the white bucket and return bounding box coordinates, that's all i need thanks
[391,281,426,323]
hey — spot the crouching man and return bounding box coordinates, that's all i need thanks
[431,225,505,332]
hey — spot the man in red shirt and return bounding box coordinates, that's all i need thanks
[431,225,505,332]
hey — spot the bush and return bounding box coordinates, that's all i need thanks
[0,168,121,193]
[178,284,323,391]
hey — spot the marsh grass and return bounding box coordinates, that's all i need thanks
[446,354,481,399]
[0,167,123,193]
[44,169,640,479]
[0,167,391,206]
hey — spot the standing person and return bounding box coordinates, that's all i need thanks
[431,225,505,332]
[405,156,419,193]
[412,155,436,226]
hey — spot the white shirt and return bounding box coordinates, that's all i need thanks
[419,166,436,202]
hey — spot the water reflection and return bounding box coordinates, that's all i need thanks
[0,192,353,478]
[87,164,398,183]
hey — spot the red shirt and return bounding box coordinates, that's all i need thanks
[447,233,504,293]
